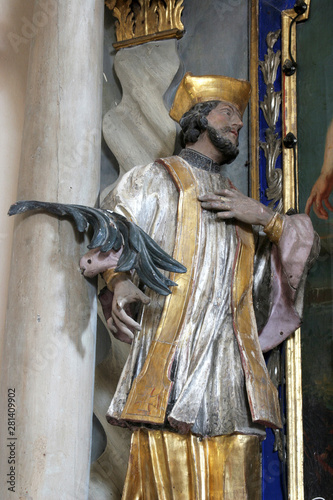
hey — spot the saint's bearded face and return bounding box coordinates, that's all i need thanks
[206,101,243,165]
[206,125,240,165]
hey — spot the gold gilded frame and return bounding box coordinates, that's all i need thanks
[282,4,310,500]
[250,1,311,498]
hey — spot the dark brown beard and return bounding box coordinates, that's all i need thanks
[206,126,239,165]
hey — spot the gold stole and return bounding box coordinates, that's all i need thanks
[121,157,282,429]
[121,157,201,424]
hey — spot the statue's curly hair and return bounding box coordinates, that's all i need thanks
[179,100,220,147]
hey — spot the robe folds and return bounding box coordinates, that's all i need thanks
[102,152,318,439]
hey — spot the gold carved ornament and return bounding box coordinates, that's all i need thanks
[105,0,185,50]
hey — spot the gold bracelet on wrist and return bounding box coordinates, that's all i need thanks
[263,212,284,244]
[102,268,131,292]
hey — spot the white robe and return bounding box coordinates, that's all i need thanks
[102,155,318,438]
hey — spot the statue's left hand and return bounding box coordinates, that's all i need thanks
[199,188,274,226]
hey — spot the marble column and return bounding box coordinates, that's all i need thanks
[0,1,104,498]
[0,0,33,372]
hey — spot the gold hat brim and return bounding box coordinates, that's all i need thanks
[169,72,251,123]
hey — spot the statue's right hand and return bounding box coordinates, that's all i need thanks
[99,276,150,344]
[305,171,333,219]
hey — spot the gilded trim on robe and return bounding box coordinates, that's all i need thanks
[232,222,282,428]
[121,157,201,423]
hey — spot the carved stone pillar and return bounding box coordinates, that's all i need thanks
[0,0,33,369]
[0,1,104,498]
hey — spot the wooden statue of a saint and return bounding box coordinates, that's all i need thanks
[81,73,319,499]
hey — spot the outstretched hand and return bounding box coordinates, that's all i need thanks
[99,275,150,344]
[305,172,333,220]
[199,188,274,226]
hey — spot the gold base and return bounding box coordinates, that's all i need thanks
[123,430,261,500]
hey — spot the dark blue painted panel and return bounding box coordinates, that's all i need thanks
[258,0,295,207]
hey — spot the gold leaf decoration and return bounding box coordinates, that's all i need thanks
[105,0,117,11]
[172,0,184,30]
[112,1,134,41]
[105,0,184,50]
[157,0,184,31]
[133,0,159,37]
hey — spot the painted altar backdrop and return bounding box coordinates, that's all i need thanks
[297,1,333,497]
